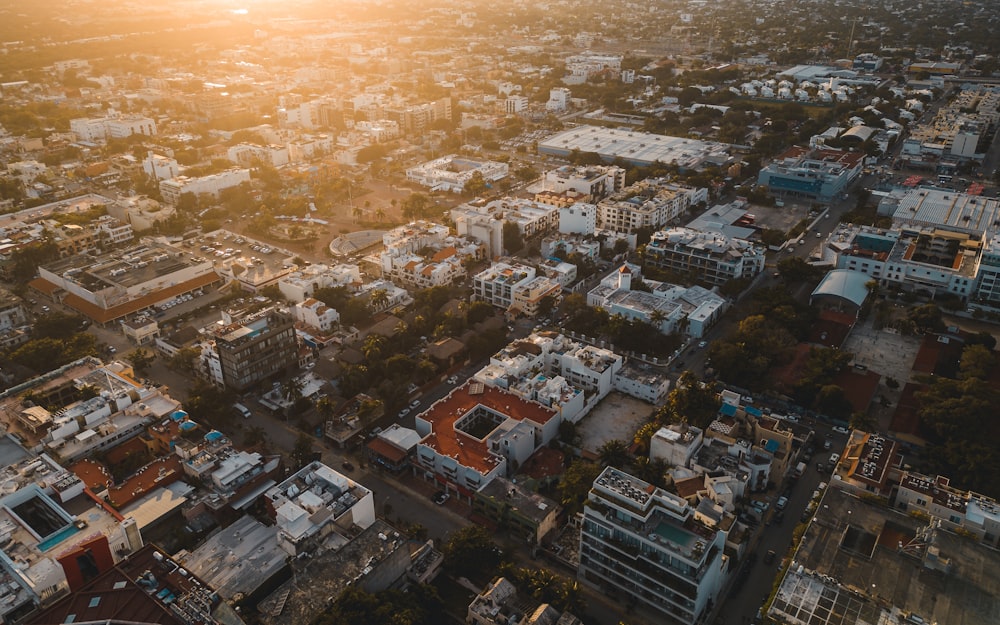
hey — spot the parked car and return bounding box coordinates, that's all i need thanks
[776,496,788,511]
[697,340,708,348]
[341,461,354,472]
[398,407,411,418]
[823,439,832,450]
[832,425,850,435]
[409,399,421,409]
[785,413,800,423]
[829,453,841,465]
[764,549,777,565]
[432,491,450,505]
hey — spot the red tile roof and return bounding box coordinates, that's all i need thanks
[367,437,408,463]
[419,382,557,474]
[106,456,183,508]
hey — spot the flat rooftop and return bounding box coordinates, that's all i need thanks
[538,126,732,169]
[773,485,1000,625]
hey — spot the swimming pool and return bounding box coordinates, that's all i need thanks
[654,522,694,548]
[37,524,81,552]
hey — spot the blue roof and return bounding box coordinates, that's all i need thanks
[720,403,738,417]
[746,406,763,417]
[765,439,780,452]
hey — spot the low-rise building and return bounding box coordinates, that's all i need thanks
[587,264,729,338]
[645,228,766,287]
[264,461,375,556]
[159,168,251,205]
[277,263,362,303]
[122,316,160,346]
[453,198,560,256]
[472,478,562,546]
[293,298,339,333]
[467,577,583,625]
[895,471,1000,548]
[598,180,706,233]
[756,146,864,203]
[406,154,508,193]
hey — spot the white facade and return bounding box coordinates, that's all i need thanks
[579,467,728,623]
[159,168,251,205]
[559,202,598,235]
[142,152,181,180]
[227,143,290,168]
[544,165,626,199]
[453,198,560,256]
[598,182,706,233]
[545,88,572,112]
[293,298,340,333]
[473,262,536,309]
[71,114,156,143]
[644,228,766,286]
[406,155,509,193]
[277,263,362,303]
[650,425,705,469]
[587,265,728,338]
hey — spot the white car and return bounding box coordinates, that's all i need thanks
[697,340,708,348]
[409,399,420,409]
[832,425,850,435]
[398,407,411,418]
[829,453,841,465]
[785,414,800,423]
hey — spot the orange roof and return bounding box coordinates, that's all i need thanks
[70,458,114,491]
[431,246,457,262]
[366,437,408,463]
[107,456,182,508]
[674,476,704,500]
[419,382,558,474]
[31,272,221,324]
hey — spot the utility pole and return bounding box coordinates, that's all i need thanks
[847,17,861,60]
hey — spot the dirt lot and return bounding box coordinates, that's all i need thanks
[577,392,654,453]
[746,200,814,234]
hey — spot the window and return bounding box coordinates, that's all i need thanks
[916,498,927,506]
[88,597,101,608]
[949,515,961,524]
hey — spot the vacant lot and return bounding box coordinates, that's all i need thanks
[578,392,654,452]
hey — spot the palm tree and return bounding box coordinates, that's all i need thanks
[374,207,386,222]
[352,205,363,223]
[282,377,304,403]
[316,396,335,423]
[649,309,667,330]
[598,439,630,469]
[368,288,390,312]
[362,334,385,361]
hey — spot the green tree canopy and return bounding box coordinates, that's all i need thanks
[442,525,504,582]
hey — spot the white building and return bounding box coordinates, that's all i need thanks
[579,467,728,623]
[545,88,572,112]
[159,168,251,205]
[650,424,705,469]
[587,265,728,338]
[559,202,598,235]
[472,262,536,309]
[644,228,766,286]
[277,263,362,303]
[453,198,560,257]
[293,298,340,333]
[70,114,156,143]
[227,143,290,168]
[265,461,375,556]
[544,165,626,200]
[413,382,560,497]
[375,221,483,289]
[598,181,707,233]
[406,155,509,193]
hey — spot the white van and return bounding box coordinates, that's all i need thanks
[234,403,252,419]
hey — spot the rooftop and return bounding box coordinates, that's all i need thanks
[418,381,558,475]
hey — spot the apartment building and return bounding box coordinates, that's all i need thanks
[598,181,706,233]
[277,263,362,303]
[579,467,728,623]
[543,165,626,201]
[473,262,536,309]
[645,228,766,286]
[406,155,508,193]
[292,298,340,333]
[558,202,598,234]
[588,264,728,338]
[895,472,1000,548]
[212,308,298,391]
[159,168,251,205]
[453,199,560,256]
[70,114,156,143]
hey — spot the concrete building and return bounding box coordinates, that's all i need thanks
[598,181,706,233]
[292,298,339,334]
[895,472,1000,548]
[31,241,220,325]
[226,142,290,168]
[211,308,297,391]
[558,202,598,235]
[277,263,362,303]
[644,228,766,287]
[405,155,508,193]
[543,165,626,201]
[756,146,864,203]
[587,264,729,338]
[159,168,251,205]
[579,467,729,623]
[413,381,559,499]
[467,577,583,625]
[141,152,180,181]
[538,126,732,170]
[472,478,562,546]
[375,222,483,289]
[472,262,536,309]
[453,198,560,256]
[70,114,156,143]
[265,461,375,556]
[121,316,160,346]
[768,484,1000,625]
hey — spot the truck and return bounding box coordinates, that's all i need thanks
[793,462,806,479]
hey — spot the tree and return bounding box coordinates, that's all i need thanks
[316,396,336,422]
[558,460,602,515]
[127,348,155,375]
[908,303,945,334]
[32,312,87,340]
[282,377,304,403]
[667,371,721,428]
[442,525,503,582]
[598,439,630,469]
[362,334,386,361]
[463,170,489,196]
[368,288,390,312]
[290,432,315,471]
[168,346,200,374]
[502,221,523,254]
[777,256,822,282]
[814,384,853,420]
